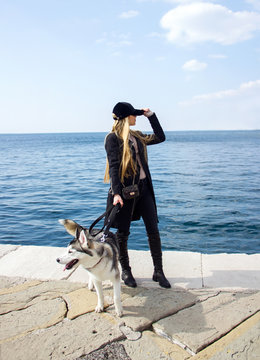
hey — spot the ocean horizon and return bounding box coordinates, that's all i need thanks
[0,130,259,254]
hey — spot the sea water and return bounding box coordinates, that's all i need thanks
[0,131,259,254]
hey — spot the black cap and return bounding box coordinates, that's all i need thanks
[112,102,144,120]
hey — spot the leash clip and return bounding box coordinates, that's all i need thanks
[100,233,108,243]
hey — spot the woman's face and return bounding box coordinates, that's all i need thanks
[128,115,136,126]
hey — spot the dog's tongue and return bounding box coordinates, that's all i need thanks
[63,259,79,271]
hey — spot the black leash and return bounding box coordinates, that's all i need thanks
[89,203,121,239]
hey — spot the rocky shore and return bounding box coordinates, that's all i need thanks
[0,245,259,359]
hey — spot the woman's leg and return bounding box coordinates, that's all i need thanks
[116,229,137,288]
[109,194,136,288]
[138,181,171,288]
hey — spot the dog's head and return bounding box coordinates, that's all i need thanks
[57,219,94,271]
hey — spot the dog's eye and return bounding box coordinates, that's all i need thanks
[68,250,74,254]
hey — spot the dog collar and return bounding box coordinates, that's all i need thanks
[86,256,104,271]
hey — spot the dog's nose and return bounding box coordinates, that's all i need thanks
[56,258,60,263]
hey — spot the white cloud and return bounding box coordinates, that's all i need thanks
[119,10,139,19]
[160,2,260,45]
[177,79,260,130]
[166,0,211,3]
[179,79,260,105]
[182,59,207,71]
[246,0,260,10]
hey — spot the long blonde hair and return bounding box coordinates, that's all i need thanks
[104,116,138,183]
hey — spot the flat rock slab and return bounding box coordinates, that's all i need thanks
[191,312,260,360]
[0,298,67,343]
[0,245,71,280]
[65,286,141,320]
[64,288,109,320]
[107,288,218,332]
[0,245,20,258]
[121,330,190,360]
[202,253,260,289]
[153,291,260,354]
[1,312,123,360]
[0,278,84,314]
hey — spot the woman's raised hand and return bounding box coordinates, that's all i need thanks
[113,194,124,207]
[143,108,154,117]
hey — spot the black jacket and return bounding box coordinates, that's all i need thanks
[105,113,165,229]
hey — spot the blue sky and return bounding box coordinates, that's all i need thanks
[0,0,260,133]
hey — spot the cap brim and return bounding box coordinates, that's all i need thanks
[133,109,144,116]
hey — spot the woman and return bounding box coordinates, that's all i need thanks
[104,102,171,288]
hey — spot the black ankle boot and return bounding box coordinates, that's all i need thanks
[116,231,137,288]
[121,269,137,288]
[148,232,171,289]
[153,269,171,288]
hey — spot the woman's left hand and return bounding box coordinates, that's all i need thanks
[143,108,154,117]
[113,194,124,207]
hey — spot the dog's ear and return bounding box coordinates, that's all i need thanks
[59,219,82,237]
[79,229,88,247]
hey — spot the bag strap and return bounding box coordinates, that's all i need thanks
[89,203,120,237]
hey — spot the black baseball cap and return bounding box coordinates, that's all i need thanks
[112,102,144,120]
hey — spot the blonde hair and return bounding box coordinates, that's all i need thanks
[104,116,138,183]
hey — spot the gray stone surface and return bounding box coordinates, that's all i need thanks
[0,244,20,258]
[108,287,218,332]
[79,342,132,360]
[1,244,260,360]
[1,244,260,290]
[121,330,190,360]
[202,253,260,290]
[0,298,67,342]
[209,320,260,360]
[153,291,260,354]
[0,279,84,314]
[1,312,123,360]
[128,250,203,289]
[0,275,38,290]
[0,245,73,280]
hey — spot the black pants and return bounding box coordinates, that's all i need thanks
[118,178,159,235]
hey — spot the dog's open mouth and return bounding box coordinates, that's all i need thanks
[64,259,79,271]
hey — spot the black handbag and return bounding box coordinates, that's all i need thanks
[122,183,139,200]
[121,163,140,200]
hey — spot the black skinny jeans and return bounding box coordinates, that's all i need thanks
[118,178,159,235]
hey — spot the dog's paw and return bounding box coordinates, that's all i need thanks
[115,301,123,317]
[116,307,123,317]
[95,305,104,313]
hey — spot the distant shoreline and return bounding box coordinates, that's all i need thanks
[0,129,259,136]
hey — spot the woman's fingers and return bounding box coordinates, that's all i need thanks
[113,194,124,207]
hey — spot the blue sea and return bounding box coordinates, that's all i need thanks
[0,131,259,254]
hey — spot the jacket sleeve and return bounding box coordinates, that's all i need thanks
[137,113,166,145]
[104,133,122,196]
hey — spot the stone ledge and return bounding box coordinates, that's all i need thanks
[192,311,260,360]
[153,291,260,355]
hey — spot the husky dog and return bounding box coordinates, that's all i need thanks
[57,219,122,317]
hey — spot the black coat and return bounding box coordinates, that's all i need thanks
[105,113,165,230]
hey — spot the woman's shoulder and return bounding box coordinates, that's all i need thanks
[104,132,121,149]
[105,132,117,142]
[133,130,144,136]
